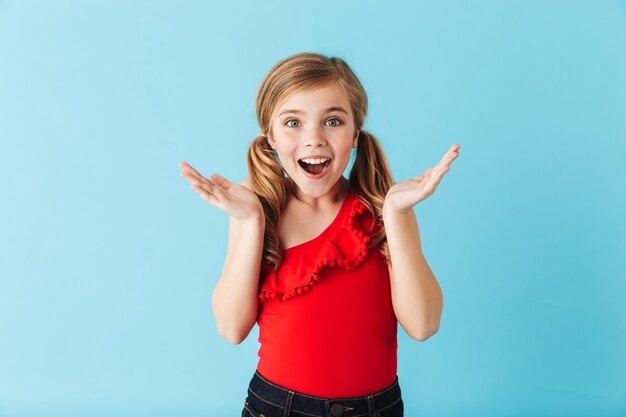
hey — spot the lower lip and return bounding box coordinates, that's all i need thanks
[299,160,331,179]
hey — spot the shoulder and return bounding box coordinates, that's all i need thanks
[239,177,252,191]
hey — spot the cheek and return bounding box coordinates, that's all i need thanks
[271,128,298,145]
[338,143,355,158]
[278,129,299,141]
[273,142,298,161]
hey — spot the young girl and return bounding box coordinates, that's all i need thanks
[180,52,459,417]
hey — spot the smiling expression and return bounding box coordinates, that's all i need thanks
[266,82,359,198]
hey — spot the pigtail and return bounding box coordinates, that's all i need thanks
[349,130,395,266]
[246,135,290,270]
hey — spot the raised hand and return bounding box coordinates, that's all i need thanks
[383,144,460,214]
[179,162,264,222]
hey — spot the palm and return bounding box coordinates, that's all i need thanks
[179,161,263,221]
[384,144,460,213]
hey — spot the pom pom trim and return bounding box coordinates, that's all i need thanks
[258,199,373,304]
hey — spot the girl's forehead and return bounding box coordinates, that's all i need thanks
[274,83,351,115]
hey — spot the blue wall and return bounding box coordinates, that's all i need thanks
[1,1,625,415]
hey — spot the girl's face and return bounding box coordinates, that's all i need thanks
[267,83,359,199]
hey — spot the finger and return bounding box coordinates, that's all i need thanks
[179,161,206,180]
[184,178,221,202]
[193,178,220,197]
[436,147,457,170]
[192,183,217,203]
[447,145,460,166]
[432,165,449,181]
[422,166,448,195]
[432,146,459,177]
[210,173,233,190]
[429,157,448,178]
[181,170,214,189]
[425,164,448,189]
[432,163,451,180]
[414,167,433,181]
[180,168,204,183]
[445,145,460,166]
[432,167,451,188]
[179,163,218,189]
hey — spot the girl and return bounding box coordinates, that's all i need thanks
[179,52,459,417]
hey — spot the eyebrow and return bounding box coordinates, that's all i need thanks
[278,107,349,117]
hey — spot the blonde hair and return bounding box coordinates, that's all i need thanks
[247,52,395,270]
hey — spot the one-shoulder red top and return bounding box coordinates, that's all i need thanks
[255,188,398,398]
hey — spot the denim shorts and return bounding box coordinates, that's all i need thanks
[241,370,404,417]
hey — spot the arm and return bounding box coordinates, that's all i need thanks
[382,144,459,341]
[383,206,442,341]
[211,179,265,345]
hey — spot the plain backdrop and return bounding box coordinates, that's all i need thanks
[1,1,625,416]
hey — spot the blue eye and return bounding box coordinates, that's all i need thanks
[285,118,342,127]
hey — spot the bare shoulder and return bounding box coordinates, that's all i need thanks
[240,177,252,191]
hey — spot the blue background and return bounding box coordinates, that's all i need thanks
[1,1,625,416]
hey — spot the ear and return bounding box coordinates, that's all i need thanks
[352,129,360,148]
[264,133,275,149]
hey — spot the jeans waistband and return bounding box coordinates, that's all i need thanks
[247,370,402,417]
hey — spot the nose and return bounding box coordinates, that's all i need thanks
[304,124,327,147]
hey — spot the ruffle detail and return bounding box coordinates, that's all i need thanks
[258,195,377,304]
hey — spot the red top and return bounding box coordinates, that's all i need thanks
[255,188,398,397]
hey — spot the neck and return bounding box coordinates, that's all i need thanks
[290,177,350,210]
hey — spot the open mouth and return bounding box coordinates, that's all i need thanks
[298,159,331,175]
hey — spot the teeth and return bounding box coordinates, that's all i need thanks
[300,158,330,165]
